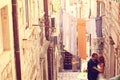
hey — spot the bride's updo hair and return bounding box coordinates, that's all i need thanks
[99,56,105,66]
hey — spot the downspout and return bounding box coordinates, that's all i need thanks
[12,0,21,80]
[43,0,50,40]
[97,0,100,17]
[43,0,52,80]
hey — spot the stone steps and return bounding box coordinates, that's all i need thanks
[57,72,87,80]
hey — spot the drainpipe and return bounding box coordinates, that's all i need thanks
[90,34,91,56]
[89,0,91,18]
[43,0,52,80]
[12,0,21,80]
[97,0,100,17]
[43,0,50,40]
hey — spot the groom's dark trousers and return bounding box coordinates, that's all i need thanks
[87,59,99,80]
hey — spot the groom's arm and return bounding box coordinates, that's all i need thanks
[93,66,102,72]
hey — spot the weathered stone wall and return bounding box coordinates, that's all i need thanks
[100,0,120,78]
[0,0,49,80]
[0,0,16,80]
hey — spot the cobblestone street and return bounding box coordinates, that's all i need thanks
[57,72,87,80]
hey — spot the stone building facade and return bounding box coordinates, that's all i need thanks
[0,0,16,80]
[97,0,120,79]
[0,0,50,80]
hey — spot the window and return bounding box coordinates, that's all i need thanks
[0,6,10,53]
[100,2,105,16]
[97,1,105,16]
[0,8,3,53]
[25,0,29,29]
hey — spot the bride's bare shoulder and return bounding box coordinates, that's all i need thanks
[99,63,105,67]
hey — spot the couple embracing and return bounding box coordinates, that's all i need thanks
[87,53,106,80]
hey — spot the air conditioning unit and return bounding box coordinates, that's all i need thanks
[51,18,55,27]
[54,36,57,45]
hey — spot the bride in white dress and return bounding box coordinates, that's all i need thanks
[93,55,106,80]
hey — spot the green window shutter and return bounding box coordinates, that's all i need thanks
[116,0,120,2]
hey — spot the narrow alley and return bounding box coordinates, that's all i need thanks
[0,0,120,80]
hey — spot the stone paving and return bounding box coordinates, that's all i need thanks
[57,72,87,80]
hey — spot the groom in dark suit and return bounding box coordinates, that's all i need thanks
[87,53,99,80]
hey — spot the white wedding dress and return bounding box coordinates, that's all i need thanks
[97,73,106,80]
[97,64,106,80]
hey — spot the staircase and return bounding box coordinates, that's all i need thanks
[63,52,72,70]
[57,72,87,80]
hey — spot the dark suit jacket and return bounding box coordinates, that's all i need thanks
[87,59,99,80]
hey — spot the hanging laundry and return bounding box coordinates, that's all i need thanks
[96,16,102,37]
[63,12,70,52]
[69,15,77,56]
[59,8,63,29]
[63,12,77,55]
[86,18,97,38]
[77,19,87,59]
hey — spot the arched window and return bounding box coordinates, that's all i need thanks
[0,6,10,53]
